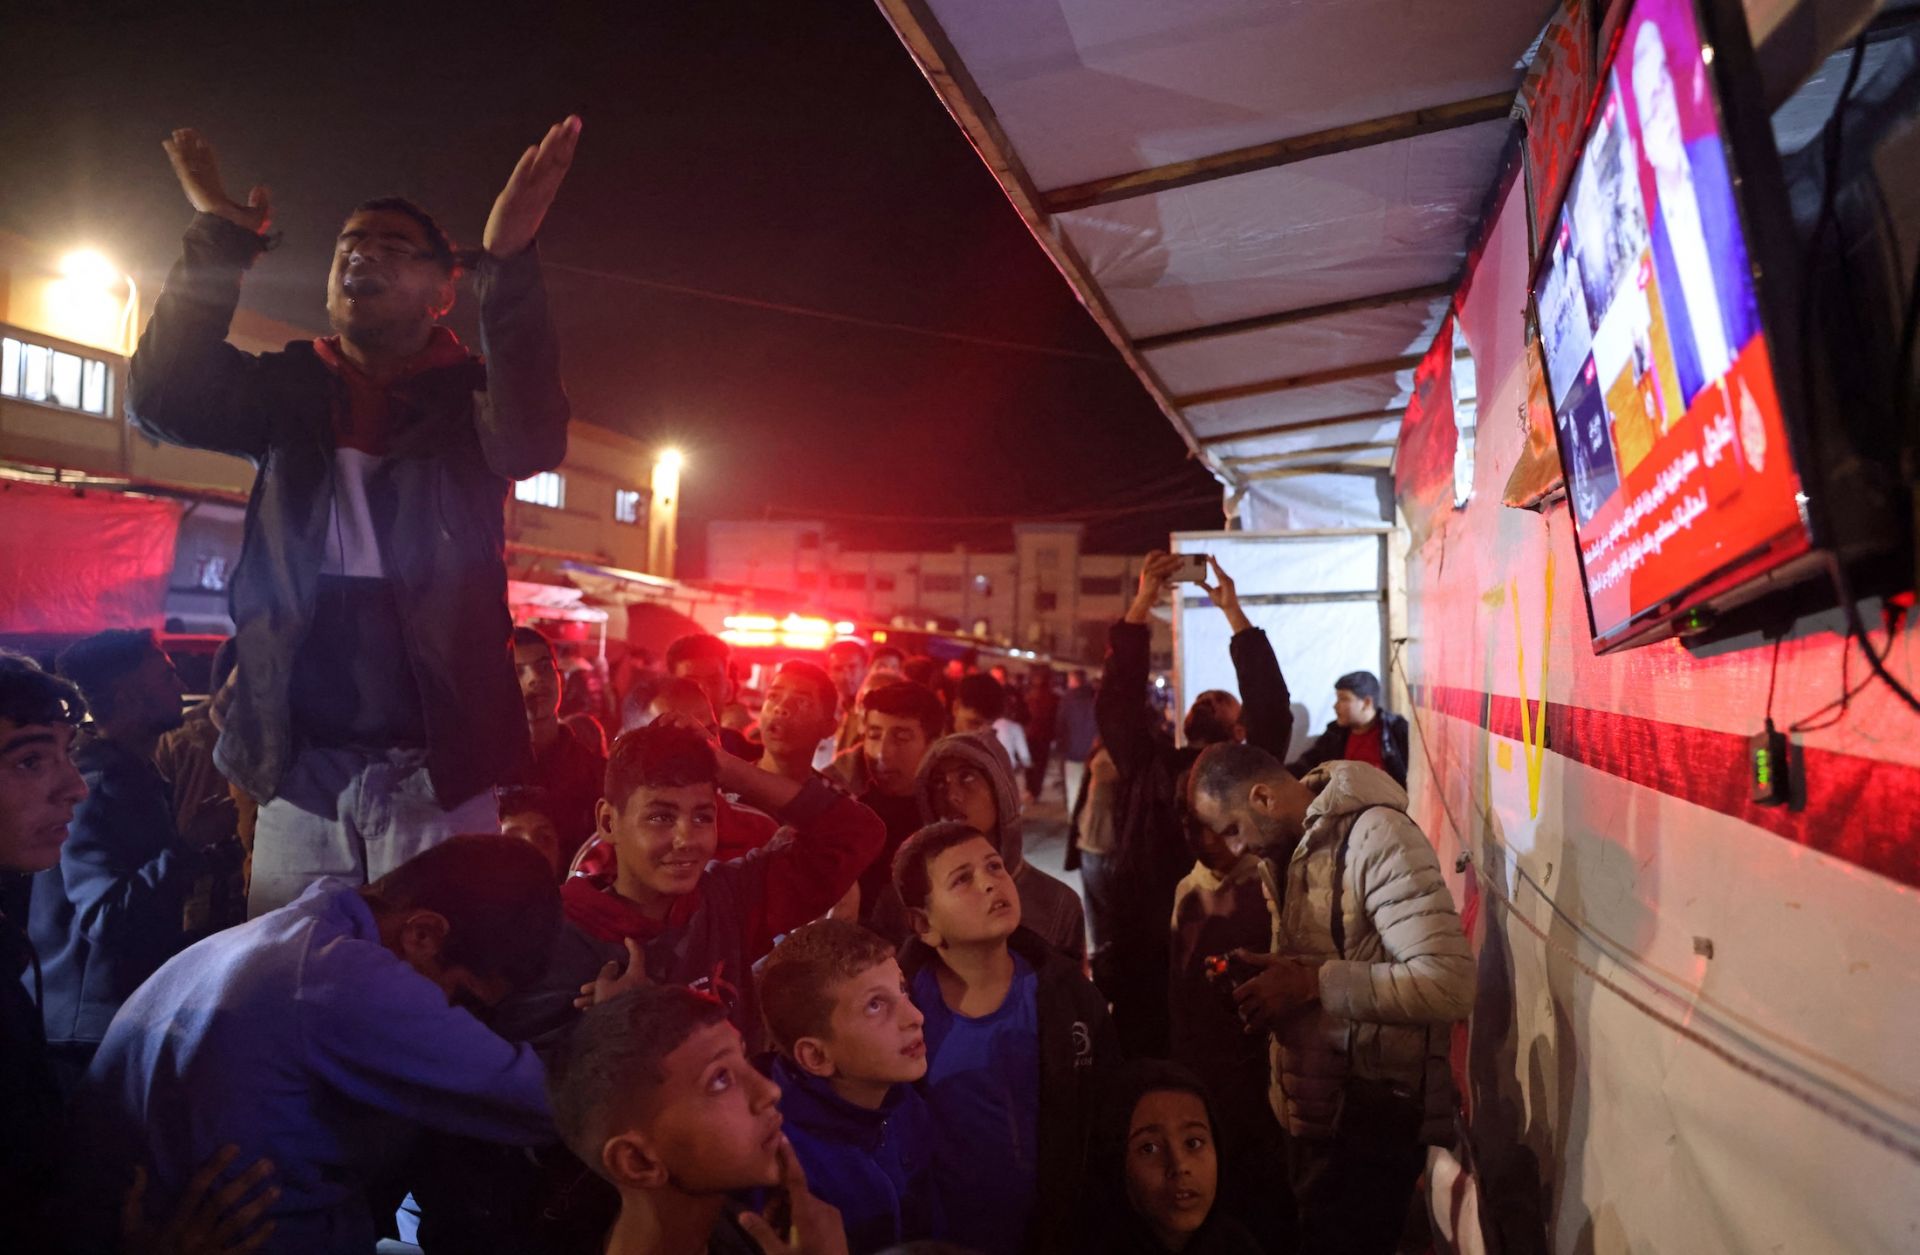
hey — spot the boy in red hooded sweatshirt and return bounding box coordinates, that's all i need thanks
[492,720,884,1055]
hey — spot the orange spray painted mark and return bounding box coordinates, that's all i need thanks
[1510,552,1553,818]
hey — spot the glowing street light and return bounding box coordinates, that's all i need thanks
[648,447,685,579]
[50,249,138,355]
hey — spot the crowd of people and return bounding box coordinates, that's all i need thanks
[1,118,1470,1255]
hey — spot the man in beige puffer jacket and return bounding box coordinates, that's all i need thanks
[1190,741,1473,1255]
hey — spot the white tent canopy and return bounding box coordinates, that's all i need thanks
[876,0,1865,530]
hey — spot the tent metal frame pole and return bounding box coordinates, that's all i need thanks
[1197,408,1407,448]
[1038,91,1517,214]
[1242,464,1392,481]
[1173,355,1424,408]
[1133,284,1454,352]
[1222,440,1398,466]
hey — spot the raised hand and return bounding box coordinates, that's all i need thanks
[1201,556,1252,633]
[574,935,649,1010]
[1126,551,1186,624]
[161,130,270,234]
[483,116,582,258]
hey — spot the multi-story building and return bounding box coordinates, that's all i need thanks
[706,518,1165,666]
[0,228,671,635]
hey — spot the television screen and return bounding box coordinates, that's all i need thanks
[1535,0,1811,650]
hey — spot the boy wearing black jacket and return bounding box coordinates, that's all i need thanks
[894,820,1117,1255]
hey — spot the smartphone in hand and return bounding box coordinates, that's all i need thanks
[1170,553,1209,584]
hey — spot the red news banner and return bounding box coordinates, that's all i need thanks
[1578,335,1808,632]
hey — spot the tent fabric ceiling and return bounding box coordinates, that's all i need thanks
[939,0,1559,189]
[884,0,1556,526]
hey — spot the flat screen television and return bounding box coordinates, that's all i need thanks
[1533,0,1822,653]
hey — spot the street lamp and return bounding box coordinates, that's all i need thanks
[52,249,139,355]
[648,447,684,579]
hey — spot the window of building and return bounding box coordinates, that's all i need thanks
[973,573,993,597]
[514,471,565,509]
[1034,590,1058,612]
[796,573,819,589]
[799,531,822,550]
[922,573,964,593]
[1035,547,1059,569]
[829,571,867,590]
[0,335,111,416]
[874,574,897,593]
[1079,575,1123,596]
[614,488,645,525]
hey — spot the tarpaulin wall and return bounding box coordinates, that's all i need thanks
[0,479,182,633]
[1404,172,1920,1254]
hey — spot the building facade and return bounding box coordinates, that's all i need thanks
[705,518,1165,665]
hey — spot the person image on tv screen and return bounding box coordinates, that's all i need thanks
[1630,15,1760,407]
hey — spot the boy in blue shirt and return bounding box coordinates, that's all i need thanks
[893,820,1117,1255]
[756,919,939,1254]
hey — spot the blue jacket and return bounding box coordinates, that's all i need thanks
[772,1055,939,1254]
[29,731,196,1045]
[68,880,553,1255]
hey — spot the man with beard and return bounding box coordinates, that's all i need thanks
[512,627,606,868]
[1189,742,1472,1255]
[30,631,222,1089]
[132,120,579,917]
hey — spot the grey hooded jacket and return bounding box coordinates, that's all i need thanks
[1260,761,1473,1144]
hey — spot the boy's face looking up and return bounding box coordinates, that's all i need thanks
[913,834,1020,948]
[759,672,836,760]
[793,957,927,1098]
[930,758,998,835]
[863,710,931,798]
[604,1020,785,1193]
[602,782,718,917]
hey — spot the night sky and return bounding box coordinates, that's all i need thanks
[1,0,1223,572]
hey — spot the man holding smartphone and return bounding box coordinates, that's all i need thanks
[1080,550,1293,1056]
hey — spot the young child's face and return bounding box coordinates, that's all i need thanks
[817,957,926,1086]
[919,835,1020,947]
[604,782,718,905]
[1122,1089,1219,1248]
[631,1019,786,1192]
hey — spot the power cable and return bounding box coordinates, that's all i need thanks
[545,259,1120,364]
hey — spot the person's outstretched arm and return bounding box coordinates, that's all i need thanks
[127,129,274,460]
[1097,552,1184,775]
[1201,558,1295,759]
[471,117,579,480]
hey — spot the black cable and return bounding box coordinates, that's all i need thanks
[1829,555,1920,714]
[1787,631,1869,733]
[1764,634,1782,729]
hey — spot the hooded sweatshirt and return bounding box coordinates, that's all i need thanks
[893,732,1086,965]
[1260,762,1474,1144]
[770,1055,939,1254]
